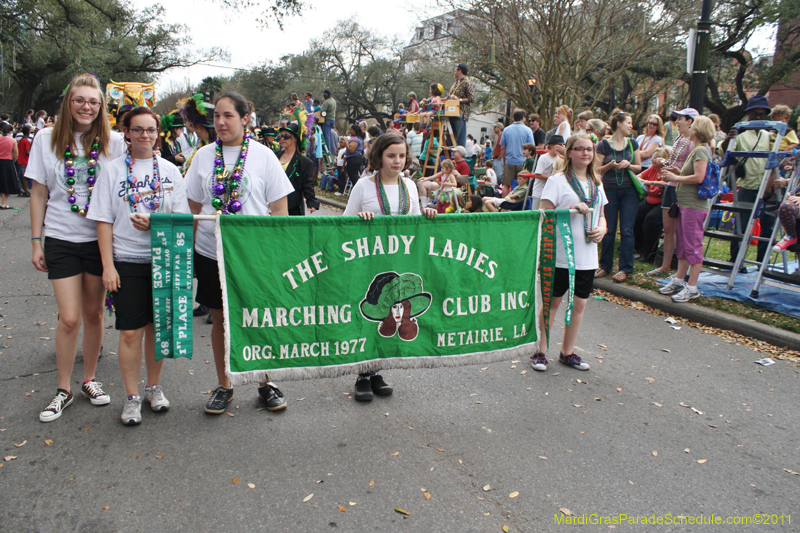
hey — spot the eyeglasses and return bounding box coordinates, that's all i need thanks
[570,146,594,153]
[129,127,158,136]
[278,134,293,140]
[647,122,659,127]
[71,98,102,108]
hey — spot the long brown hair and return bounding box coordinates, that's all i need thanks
[378,299,419,340]
[50,73,112,159]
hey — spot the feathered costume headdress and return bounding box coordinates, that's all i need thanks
[177,93,215,129]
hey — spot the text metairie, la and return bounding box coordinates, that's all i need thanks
[280,235,500,290]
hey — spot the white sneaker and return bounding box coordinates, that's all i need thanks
[121,396,142,425]
[658,277,686,295]
[145,385,170,412]
[334,192,343,196]
[80,379,111,405]
[671,286,700,303]
[39,390,73,422]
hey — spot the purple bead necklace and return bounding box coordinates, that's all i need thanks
[212,134,249,214]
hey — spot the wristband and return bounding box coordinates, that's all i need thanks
[31,237,42,241]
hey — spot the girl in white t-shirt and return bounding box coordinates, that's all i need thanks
[27,73,127,423]
[532,133,608,373]
[89,107,190,425]
[343,132,437,401]
[554,105,573,139]
[185,92,295,416]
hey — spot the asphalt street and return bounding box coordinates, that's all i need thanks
[1,196,798,533]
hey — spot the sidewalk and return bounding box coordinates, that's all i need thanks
[595,277,800,352]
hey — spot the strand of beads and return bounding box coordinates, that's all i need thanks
[125,151,162,213]
[212,135,249,215]
[64,137,100,216]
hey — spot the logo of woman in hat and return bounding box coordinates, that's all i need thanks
[360,272,432,341]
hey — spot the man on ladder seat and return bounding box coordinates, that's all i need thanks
[721,95,777,264]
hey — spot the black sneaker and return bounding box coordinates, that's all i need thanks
[193,304,210,317]
[204,385,234,414]
[370,374,393,396]
[257,382,287,411]
[354,375,373,401]
[205,314,213,324]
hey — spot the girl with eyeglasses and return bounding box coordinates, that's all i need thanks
[531,133,607,373]
[88,107,190,425]
[636,115,664,170]
[27,73,127,422]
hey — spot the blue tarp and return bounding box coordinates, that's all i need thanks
[657,262,800,318]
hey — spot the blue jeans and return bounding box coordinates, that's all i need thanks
[322,120,335,154]
[600,186,639,273]
[730,188,776,263]
[319,172,336,191]
[449,117,467,148]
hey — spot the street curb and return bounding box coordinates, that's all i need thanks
[594,278,800,352]
[318,197,347,210]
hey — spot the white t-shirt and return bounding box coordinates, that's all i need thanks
[88,155,189,260]
[343,176,421,216]
[36,117,46,130]
[636,134,663,168]
[250,113,258,129]
[532,152,558,199]
[337,147,347,167]
[26,128,126,243]
[485,168,497,186]
[541,172,608,271]
[185,140,294,261]
[555,122,572,139]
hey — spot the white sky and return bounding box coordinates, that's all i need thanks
[153,0,437,93]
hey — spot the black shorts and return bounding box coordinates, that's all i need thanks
[44,237,103,280]
[661,185,677,209]
[195,251,223,310]
[113,261,153,330]
[500,200,524,211]
[553,268,595,300]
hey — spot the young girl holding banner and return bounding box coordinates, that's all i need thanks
[343,132,438,401]
[186,92,294,415]
[28,73,127,422]
[90,107,189,425]
[531,133,607,373]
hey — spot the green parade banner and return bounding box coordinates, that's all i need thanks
[215,210,575,384]
[150,213,195,360]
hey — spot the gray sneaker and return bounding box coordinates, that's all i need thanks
[671,286,700,303]
[658,277,686,295]
[144,385,170,412]
[121,396,142,425]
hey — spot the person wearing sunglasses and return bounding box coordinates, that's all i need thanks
[277,122,319,215]
[27,73,128,422]
[637,115,664,171]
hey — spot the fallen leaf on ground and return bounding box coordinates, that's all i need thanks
[337,505,347,512]
[510,365,516,369]
[423,492,431,500]
[226,412,235,417]
[247,483,255,489]
[652,451,658,457]
[14,440,26,447]
[480,367,488,371]
[349,502,357,506]
[685,448,690,453]
[391,452,399,456]
[652,402,663,407]
[645,377,655,383]
[4,456,17,461]
[502,526,510,532]
[616,387,622,392]
[538,456,547,460]
[24,392,31,397]
[395,508,410,515]
[560,508,574,516]
[156,455,163,460]
[697,459,707,464]
[573,404,583,408]
[102,506,109,510]
[369,480,374,486]
[232,478,239,484]
[476,497,485,501]
[303,493,314,502]
[44,439,53,446]
[520,370,528,375]
[785,469,799,475]
[509,492,519,498]
[483,484,491,492]
[296,398,305,401]
[436,448,444,452]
